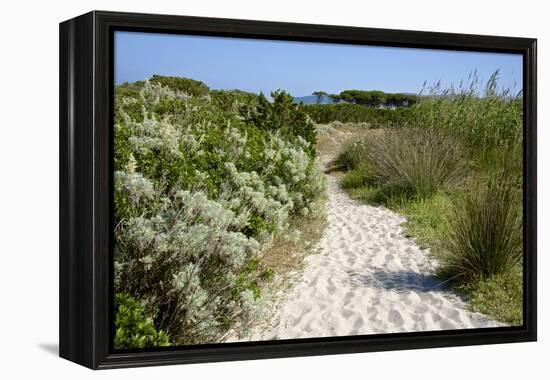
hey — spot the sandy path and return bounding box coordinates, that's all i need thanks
[247,134,503,340]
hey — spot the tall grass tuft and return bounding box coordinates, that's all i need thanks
[338,128,466,199]
[335,138,369,171]
[441,172,522,281]
[411,70,523,174]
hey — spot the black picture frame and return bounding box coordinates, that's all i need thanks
[59,10,537,370]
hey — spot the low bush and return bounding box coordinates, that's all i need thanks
[210,89,260,114]
[248,91,317,154]
[114,188,266,344]
[149,74,210,97]
[305,103,413,125]
[114,293,170,349]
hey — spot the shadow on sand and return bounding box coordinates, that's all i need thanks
[346,269,449,294]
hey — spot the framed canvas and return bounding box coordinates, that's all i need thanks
[59,10,537,369]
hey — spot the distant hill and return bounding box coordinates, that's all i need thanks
[293,94,340,105]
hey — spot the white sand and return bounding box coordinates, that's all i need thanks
[247,175,503,341]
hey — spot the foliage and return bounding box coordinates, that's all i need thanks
[210,89,260,114]
[441,173,523,281]
[114,188,264,344]
[460,268,523,326]
[335,74,524,326]
[114,293,170,349]
[344,168,523,326]
[113,79,325,347]
[248,91,317,154]
[310,73,522,176]
[340,169,368,190]
[336,89,418,107]
[338,128,466,199]
[305,103,413,125]
[388,193,453,251]
[149,74,210,97]
[410,71,523,173]
[343,169,453,252]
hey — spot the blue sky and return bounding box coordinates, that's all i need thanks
[114,31,522,97]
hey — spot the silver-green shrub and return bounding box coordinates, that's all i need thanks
[113,80,325,346]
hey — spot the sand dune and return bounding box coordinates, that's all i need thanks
[246,175,503,341]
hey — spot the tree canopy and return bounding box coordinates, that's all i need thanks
[337,90,418,108]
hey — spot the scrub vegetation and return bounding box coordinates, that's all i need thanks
[114,71,524,348]
[113,77,325,348]
[335,72,523,325]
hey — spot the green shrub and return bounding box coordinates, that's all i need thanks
[441,172,522,281]
[211,89,260,114]
[336,89,417,107]
[149,74,210,97]
[305,103,414,125]
[249,91,317,154]
[114,293,170,349]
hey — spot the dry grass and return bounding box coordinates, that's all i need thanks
[315,123,374,172]
[259,199,328,279]
[336,128,467,199]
